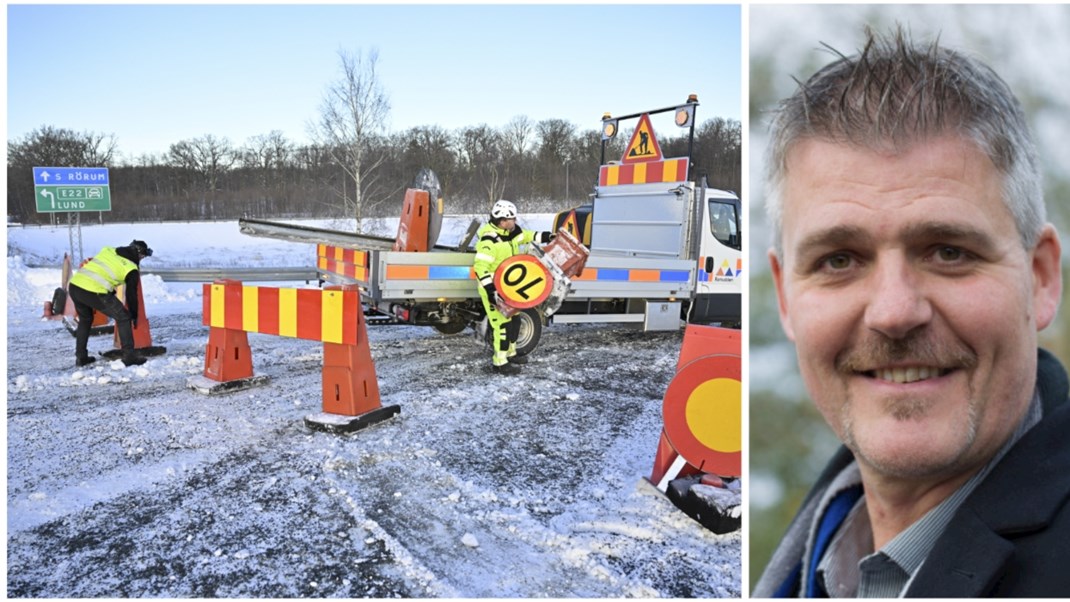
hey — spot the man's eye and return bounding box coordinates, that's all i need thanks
[936,246,964,262]
[824,254,852,270]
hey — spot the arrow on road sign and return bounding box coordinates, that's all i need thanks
[40,189,55,209]
[40,171,51,182]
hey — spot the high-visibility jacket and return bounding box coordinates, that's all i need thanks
[473,223,538,290]
[69,247,138,294]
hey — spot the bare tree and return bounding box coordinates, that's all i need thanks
[308,48,390,230]
[168,134,235,192]
[534,119,576,200]
[241,130,293,188]
[8,125,117,167]
[502,115,534,157]
[460,125,507,208]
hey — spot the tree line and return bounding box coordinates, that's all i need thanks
[7,117,741,226]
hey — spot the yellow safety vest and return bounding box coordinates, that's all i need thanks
[69,247,137,294]
[473,223,537,288]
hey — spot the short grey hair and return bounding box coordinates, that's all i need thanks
[765,26,1044,257]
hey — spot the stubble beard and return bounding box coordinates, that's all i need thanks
[835,331,981,479]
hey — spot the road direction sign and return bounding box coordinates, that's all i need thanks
[33,167,112,212]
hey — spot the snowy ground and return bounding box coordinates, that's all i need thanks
[5,218,741,597]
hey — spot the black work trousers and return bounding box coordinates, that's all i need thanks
[68,283,135,359]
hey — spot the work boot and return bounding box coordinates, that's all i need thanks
[507,354,528,365]
[75,355,97,367]
[122,352,147,367]
[492,362,521,376]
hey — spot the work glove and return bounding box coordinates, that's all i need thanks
[540,231,556,244]
[483,282,497,300]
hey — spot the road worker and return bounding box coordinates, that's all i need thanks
[68,240,153,367]
[473,200,554,375]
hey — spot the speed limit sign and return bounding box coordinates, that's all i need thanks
[493,255,553,309]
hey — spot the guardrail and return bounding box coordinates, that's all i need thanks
[27,265,319,282]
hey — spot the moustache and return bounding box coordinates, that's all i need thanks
[836,331,978,375]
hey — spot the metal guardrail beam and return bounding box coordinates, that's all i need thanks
[26,265,320,283]
[142,267,320,282]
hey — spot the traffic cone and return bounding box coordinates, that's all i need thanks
[305,286,400,434]
[102,278,166,358]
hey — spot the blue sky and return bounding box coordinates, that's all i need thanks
[7,3,742,160]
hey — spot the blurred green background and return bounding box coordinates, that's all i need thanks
[748,4,1070,592]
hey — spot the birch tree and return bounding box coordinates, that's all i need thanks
[309,48,390,230]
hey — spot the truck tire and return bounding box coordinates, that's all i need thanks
[512,308,543,356]
[51,287,67,315]
[484,308,543,356]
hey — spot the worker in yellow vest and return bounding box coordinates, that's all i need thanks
[67,240,153,367]
[473,200,554,375]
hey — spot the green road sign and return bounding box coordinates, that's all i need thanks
[35,185,112,212]
[33,167,112,213]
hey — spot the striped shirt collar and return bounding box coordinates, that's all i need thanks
[814,389,1043,597]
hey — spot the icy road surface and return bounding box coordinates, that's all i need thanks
[6,306,740,597]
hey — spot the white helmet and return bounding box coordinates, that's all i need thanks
[491,200,518,220]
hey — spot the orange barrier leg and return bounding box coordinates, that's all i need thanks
[305,295,399,434]
[188,326,270,395]
[321,339,381,416]
[205,327,254,382]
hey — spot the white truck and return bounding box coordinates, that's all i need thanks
[239,96,742,355]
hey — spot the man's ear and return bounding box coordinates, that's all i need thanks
[1032,224,1063,331]
[769,248,795,341]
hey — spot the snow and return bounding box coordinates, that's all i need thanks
[5,217,741,597]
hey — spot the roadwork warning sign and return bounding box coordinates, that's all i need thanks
[621,113,663,164]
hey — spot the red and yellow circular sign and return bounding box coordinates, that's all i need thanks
[493,255,552,309]
[662,354,741,477]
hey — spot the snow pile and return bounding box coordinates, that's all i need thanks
[6,256,59,308]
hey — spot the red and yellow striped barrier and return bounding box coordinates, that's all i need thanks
[190,279,399,435]
[202,282,361,345]
[317,244,369,282]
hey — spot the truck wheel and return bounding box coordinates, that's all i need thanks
[51,287,67,315]
[481,308,543,356]
[512,308,543,356]
[432,319,467,335]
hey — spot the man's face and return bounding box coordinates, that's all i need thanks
[770,135,1061,481]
